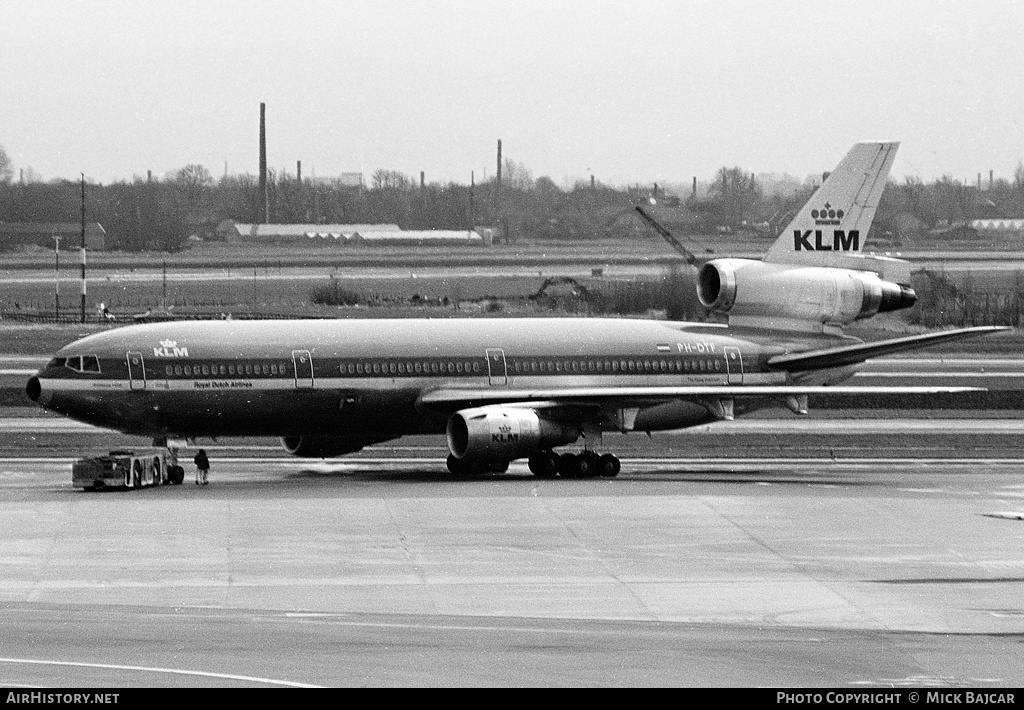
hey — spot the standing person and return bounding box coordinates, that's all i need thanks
[194,449,210,486]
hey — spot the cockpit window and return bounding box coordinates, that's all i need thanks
[64,355,101,374]
[48,357,66,369]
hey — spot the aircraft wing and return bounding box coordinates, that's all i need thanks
[766,326,1009,373]
[417,384,983,412]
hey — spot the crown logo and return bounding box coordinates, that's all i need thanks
[811,203,844,220]
[159,339,178,348]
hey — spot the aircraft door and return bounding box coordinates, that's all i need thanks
[292,350,314,389]
[126,351,146,390]
[724,347,743,385]
[485,348,507,386]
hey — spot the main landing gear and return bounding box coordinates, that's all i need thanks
[445,451,621,479]
[528,451,620,479]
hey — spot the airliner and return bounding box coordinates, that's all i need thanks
[26,142,1005,478]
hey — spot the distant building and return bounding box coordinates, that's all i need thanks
[215,221,488,246]
[217,221,400,244]
[355,229,485,246]
[0,222,106,251]
[970,219,1024,235]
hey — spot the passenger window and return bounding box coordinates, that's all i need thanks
[184,365,192,376]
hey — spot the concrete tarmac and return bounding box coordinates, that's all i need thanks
[1,448,1024,687]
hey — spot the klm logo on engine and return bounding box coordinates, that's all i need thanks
[793,229,859,251]
[152,339,189,358]
[492,423,519,444]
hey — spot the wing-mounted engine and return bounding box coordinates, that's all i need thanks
[697,258,916,331]
[447,407,579,462]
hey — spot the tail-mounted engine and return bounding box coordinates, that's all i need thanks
[697,258,916,327]
[447,407,579,462]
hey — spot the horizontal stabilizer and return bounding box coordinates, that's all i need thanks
[767,326,1009,373]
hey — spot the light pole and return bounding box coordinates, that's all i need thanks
[52,235,61,319]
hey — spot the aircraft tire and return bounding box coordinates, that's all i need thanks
[169,465,185,485]
[575,454,594,479]
[447,454,484,478]
[488,460,510,474]
[557,453,579,479]
[529,453,558,479]
[598,454,621,478]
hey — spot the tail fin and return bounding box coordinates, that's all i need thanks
[764,141,898,266]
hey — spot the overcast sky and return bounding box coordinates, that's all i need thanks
[3,0,1022,187]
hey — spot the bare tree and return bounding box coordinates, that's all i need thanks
[0,144,13,184]
[503,158,533,190]
[371,169,412,190]
[174,164,213,203]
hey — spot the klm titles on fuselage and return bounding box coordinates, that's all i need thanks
[152,339,189,358]
[793,229,859,251]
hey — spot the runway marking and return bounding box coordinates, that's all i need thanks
[0,657,323,688]
[855,372,1024,377]
[6,456,1024,467]
[982,511,1024,520]
[278,613,663,637]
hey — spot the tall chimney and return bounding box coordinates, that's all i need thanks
[297,160,302,184]
[990,170,994,190]
[495,139,502,214]
[692,176,697,197]
[259,103,268,223]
